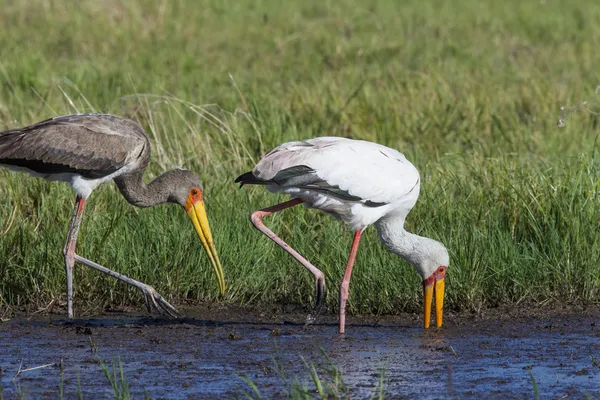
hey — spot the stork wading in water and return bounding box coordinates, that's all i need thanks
[236,137,448,333]
[0,114,226,318]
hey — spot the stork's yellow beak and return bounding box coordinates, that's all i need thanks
[423,278,445,329]
[185,193,226,294]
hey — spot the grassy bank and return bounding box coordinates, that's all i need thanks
[1,0,600,316]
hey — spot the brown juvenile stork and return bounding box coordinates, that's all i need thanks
[0,113,226,318]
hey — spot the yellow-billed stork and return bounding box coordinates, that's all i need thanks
[0,114,226,318]
[236,137,448,333]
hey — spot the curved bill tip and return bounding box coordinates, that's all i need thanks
[185,196,226,295]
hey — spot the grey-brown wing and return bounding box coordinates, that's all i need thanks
[0,114,149,179]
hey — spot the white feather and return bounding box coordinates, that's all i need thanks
[250,137,449,280]
[255,137,420,231]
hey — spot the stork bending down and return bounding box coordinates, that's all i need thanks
[0,114,226,318]
[236,137,448,333]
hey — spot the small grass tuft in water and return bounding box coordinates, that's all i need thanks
[99,357,131,400]
[529,371,540,400]
[240,349,386,400]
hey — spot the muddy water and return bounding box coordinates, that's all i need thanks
[1,306,599,399]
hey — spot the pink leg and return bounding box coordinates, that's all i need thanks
[250,199,327,314]
[339,230,363,334]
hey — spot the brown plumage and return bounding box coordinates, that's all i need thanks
[0,113,226,318]
[0,114,147,179]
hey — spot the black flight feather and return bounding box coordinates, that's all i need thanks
[236,165,387,207]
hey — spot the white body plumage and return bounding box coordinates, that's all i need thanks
[239,136,449,331]
[253,137,421,232]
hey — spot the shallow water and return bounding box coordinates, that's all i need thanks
[1,308,599,399]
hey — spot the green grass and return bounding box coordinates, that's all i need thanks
[3,356,130,400]
[1,0,600,316]
[240,349,386,399]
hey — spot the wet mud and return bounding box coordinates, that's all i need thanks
[1,305,599,399]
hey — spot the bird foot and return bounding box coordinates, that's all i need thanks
[141,285,180,318]
[315,275,327,311]
[305,275,327,325]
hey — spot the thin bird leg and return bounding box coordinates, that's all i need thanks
[72,254,180,318]
[338,230,363,334]
[250,198,327,316]
[62,196,179,318]
[63,196,86,319]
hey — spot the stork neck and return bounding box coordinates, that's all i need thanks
[374,214,431,276]
[114,169,174,208]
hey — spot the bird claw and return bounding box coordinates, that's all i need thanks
[306,275,327,325]
[140,285,180,318]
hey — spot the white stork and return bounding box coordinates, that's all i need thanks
[236,137,448,333]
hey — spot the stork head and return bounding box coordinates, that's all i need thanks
[167,169,226,295]
[413,239,448,329]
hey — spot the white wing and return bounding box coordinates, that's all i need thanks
[249,137,421,230]
[253,137,420,205]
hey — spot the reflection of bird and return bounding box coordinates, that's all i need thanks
[0,114,225,318]
[236,137,448,333]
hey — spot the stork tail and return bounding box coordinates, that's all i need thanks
[234,171,266,188]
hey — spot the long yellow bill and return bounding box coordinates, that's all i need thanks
[186,197,226,294]
[423,278,445,329]
[424,283,433,329]
[435,278,445,328]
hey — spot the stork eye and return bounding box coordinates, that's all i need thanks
[191,189,200,196]
[438,266,446,273]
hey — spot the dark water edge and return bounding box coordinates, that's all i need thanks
[1,306,599,399]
